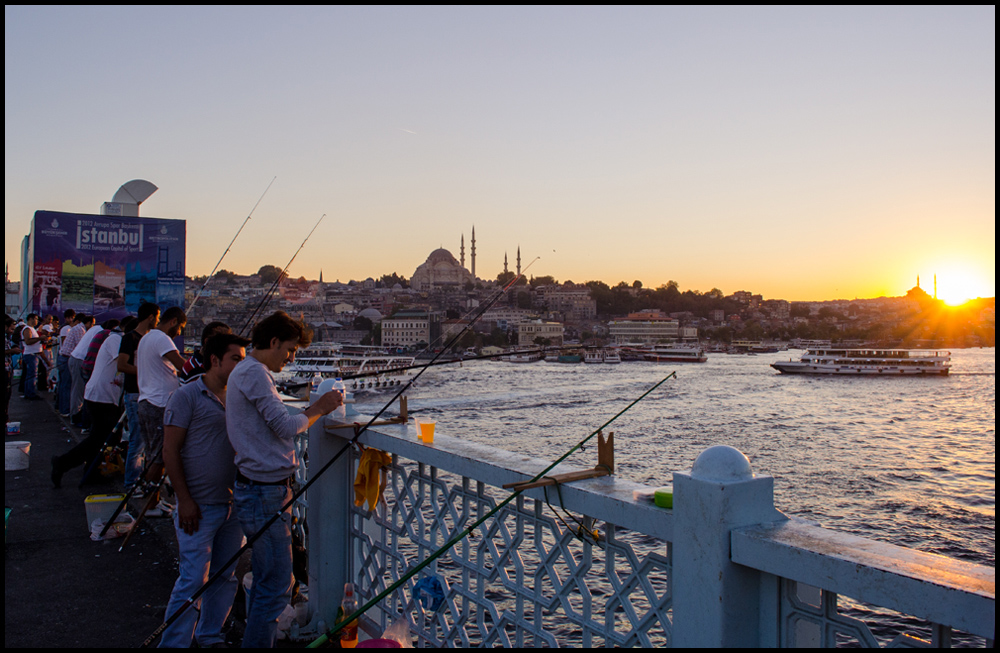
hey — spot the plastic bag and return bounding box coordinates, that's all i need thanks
[89,513,135,541]
[381,618,413,648]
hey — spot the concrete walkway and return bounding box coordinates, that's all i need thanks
[5,388,182,648]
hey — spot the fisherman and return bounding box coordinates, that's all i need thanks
[51,318,130,488]
[5,315,20,425]
[136,306,187,516]
[226,311,342,648]
[179,321,231,386]
[117,302,160,491]
[67,314,99,428]
[19,314,46,401]
[56,309,77,416]
[159,332,250,648]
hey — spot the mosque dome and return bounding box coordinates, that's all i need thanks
[411,247,474,291]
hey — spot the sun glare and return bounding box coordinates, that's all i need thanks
[933,268,992,306]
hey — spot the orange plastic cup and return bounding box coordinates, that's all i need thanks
[420,421,436,444]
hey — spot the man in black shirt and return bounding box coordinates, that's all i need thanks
[117,302,159,490]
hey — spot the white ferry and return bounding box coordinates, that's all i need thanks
[642,346,708,363]
[771,348,951,376]
[275,343,416,392]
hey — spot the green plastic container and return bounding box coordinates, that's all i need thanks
[654,488,673,509]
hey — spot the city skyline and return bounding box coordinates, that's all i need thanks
[5,6,995,304]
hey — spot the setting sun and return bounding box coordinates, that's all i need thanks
[931,266,993,306]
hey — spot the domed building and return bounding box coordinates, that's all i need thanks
[411,248,475,291]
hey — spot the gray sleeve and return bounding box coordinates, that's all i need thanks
[244,364,309,439]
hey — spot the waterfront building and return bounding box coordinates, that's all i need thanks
[517,319,564,347]
[608,309,680,345]
[381,310,439,348]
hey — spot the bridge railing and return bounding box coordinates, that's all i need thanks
[293,412,994,648]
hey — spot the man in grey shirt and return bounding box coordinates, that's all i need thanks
[160,332,249,648]
[226,312,341,648]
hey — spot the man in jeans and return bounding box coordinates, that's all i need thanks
[19,314,46,401]
[56,309,78,416]
[117,303,160,490]
[160,333,249,648]
[226,312,341,648]
[136,306,186,514]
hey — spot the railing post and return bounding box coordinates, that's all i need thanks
[672,445,787,647]
[304,419,355,636]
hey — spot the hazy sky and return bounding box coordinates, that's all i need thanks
[5,6,995,302]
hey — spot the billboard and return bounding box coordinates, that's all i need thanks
[25,211,185,321]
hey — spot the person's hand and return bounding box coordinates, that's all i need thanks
[177,498,202,535]
[313,389,344,416]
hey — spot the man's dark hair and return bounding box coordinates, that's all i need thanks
[161,306,187,326]
[26,313,39,322]
[251,311,312,351]
[63,309,76,321]
[137,302,160,322]
[201,321,231,347]
[100,319,121,331]
[120,316,138,333]
[80,314,95,326]
[203,333,251,370]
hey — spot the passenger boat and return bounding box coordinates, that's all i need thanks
[503,350,543,363]
[771,348,951,375]
[584,349,605,364]
[642,346,708,363]
[603,350,621,364]
[275,343,416,392]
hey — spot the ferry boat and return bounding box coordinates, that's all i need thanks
[642,346,708,363]
[603,350,621,364]
[771,348,951,376]
[503,349,543,363]
[275,343,416,392]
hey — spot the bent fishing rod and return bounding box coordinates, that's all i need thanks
[140,258,541,647]
[307,370,678,648]
[238,213,326,338]
[186,176,277,314]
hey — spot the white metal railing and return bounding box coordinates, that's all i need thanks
[297,414,995,648]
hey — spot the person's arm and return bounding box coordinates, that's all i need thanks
[243,365,342,438]
[163,424,201,534]
[22,327,42,346]
[116,353,137,376]
[164,350,187,373]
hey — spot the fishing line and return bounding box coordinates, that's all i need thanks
[238,213,326,337]
[306,371,676,648]
[186,176,276,314]
[140,262,538,648]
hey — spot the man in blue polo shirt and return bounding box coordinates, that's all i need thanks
[160,332,249,648]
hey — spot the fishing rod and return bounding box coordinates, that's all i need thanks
[140,258,541,648]
[186,177,276,314]
[307,371,678,648]
[238,213,326,338]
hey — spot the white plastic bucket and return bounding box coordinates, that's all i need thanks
[5,441,31,471]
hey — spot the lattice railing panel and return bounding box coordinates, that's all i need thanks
[348,453,672,648]
[778,578,991,648]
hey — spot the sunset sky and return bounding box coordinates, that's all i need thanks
[5,6,995,302]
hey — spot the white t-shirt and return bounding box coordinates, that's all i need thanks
[21,326,43,355]
[84,332,124,405]
[137,329,180,407]
[59,324,72,347]
[71,325,103,360]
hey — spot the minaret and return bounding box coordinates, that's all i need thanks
[517,246,521,277]
[504,252,508,274]
[471,226,477,278]
[460,234,465,268]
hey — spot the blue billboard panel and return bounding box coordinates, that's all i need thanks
[28,211,186,321]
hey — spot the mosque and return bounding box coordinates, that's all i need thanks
[410,227,522,291]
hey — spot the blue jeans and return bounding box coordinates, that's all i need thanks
[160,503,245,648]
[123,393,144,488]
[57,354,72,414]
[233,481,294,649]
[22,354,39,400]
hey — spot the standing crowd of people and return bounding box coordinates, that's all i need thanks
[6,308,342,648]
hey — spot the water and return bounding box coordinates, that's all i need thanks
[357,348,995,567]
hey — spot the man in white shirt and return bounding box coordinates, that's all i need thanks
[136,306,187,509]
[67,315,98,427]
[51,318,131,488]
[20,314,46,401]
[56,310,79,416]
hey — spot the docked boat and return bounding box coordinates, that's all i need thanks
[503,349,543,363]
[771,348,951,375]
[275,343,416,392]
[584,349,605,364]
[642,346,708,363]
[603,350,621,364]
